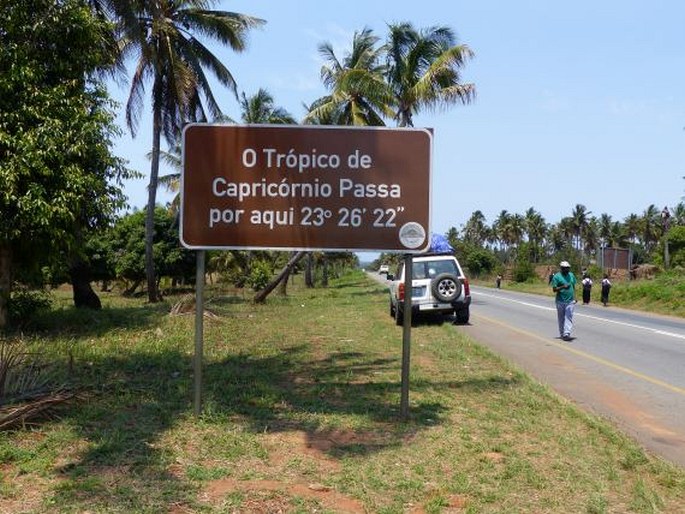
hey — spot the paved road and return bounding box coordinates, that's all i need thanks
[460,286,685,468]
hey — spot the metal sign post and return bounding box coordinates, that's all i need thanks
[193,250,205,416]
[400,254,413,420]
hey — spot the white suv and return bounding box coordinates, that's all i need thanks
[388,253,471,325]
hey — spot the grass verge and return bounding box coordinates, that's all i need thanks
[475,272,685,319]
[0,270,683,513]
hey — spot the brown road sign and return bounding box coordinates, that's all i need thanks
[180,124,432,252]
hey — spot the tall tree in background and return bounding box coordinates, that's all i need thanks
[385,23,475,127]
[492,210,511,252]
[241,88,297,125]
[462,210,489,246]
[640,204,661,254]
[624,213,641,245]
[524,207,547,263]
[0,0,129,328]
[117,0,264,302]
[570,204,591,253]
[598,213,614,249]
[305,27,393,126]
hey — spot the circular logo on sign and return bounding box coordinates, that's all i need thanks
[399,222,426,249]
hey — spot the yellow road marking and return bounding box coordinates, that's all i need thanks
[473,313,685,397]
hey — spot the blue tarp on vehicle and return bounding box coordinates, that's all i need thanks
[429,233,454,253]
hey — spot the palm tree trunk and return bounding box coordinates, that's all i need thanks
[277,251,297,296]
[145,84,162,303]
[254,251,306,303]
[305,253,314,288]
[322,254,329,287]
[0,243,11,330]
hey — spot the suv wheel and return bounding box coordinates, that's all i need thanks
[394,305,404,326]
[431,273,461,302]
[455,306,470,324]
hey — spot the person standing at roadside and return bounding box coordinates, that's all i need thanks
[601,274,612,306]
[581,274,593,304]
[551,261,577,341]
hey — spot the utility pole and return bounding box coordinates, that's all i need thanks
[661,206,671,270]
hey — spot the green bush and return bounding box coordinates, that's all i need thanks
[513,260,536,282]
[512,243,536,282]
[248,261,273,291]
[465,248,497,277]
[9,288,53,326]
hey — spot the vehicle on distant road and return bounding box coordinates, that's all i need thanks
[388,253,470,325]
[378,264,390,275]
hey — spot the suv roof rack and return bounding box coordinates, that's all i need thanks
[416,251,455,257]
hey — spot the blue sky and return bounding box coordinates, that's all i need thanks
[109,0,685,238]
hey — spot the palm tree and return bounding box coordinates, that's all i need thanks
[462,210,488,246]
[118,0,264,302]
[547,223,568,253]
[305,27,393,126]
[445,226,460,249]
[570,204,591,253]
[598,213,613,248]
[584,217,599,259]
[557,216,575,249]
[640,204,662,254]
[492,210,511,251]
[385,22,475,127]
[672,202,685,226]
[524,208,547,263]
[240,88,296,124]
[624,213,640,245]
[509,214,525,249]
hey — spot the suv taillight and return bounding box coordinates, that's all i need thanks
[398,282,405,301]
[462,278,470,296]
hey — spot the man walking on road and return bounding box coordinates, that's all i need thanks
[551,261,577,341]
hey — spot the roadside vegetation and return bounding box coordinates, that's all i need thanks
[472,271,685,319]
[374,203,685,320]
[1,271,683,513]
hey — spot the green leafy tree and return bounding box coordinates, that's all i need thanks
[116,0,265,302]
[464,247,497,277]
[662,226,685,268]
[0,0,129,328]
[108,209,195,294]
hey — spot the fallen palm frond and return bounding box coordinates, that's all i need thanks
[0,338,74,430]
[169,294,219,319]
[0,390,76,430]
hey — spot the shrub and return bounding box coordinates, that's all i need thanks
[465,248,497,277]
[9,288,53,326]
[513,260,536,282]
[248,261,273,291]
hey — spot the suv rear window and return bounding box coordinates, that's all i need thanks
[412,259,459,279]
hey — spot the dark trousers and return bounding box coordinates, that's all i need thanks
[582,287,591,304]
[601,285,610,305]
